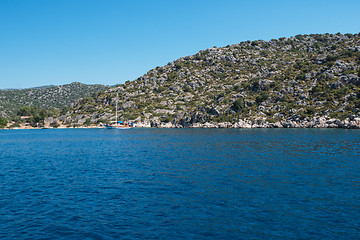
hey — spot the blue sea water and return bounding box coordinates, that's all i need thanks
[0,128,359,239]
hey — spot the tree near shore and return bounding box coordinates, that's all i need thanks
[0,116,7,128]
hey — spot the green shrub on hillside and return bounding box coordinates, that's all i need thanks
[0,116,7,128]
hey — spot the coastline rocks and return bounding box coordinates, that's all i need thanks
[234,119,253,128]
[157,122,177,128]
[218,122,233,128]
[134,121,151,128]
[44,117,60,127]
[133,116,360,129]
[190,122,205,128]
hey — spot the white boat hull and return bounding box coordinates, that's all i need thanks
[105,125,131,129]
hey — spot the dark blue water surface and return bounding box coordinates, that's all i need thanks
[0,128,359,239]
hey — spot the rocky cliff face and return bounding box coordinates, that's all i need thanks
[64,33,360,128]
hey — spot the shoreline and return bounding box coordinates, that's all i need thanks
[137,116,360,129]
[2,124,106,130]
[3,118,360,130]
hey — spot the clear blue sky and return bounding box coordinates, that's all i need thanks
[0,0,359,89]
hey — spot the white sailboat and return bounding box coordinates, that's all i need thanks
[105,93,133,129]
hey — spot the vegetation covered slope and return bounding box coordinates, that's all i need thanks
[65,33,360,128]
[0,82,107,119]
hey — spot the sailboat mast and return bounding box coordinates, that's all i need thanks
[115,93,118,124]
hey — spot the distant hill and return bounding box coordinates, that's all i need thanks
[0,85,56,91]
[0,82,108,119]
[28,85,57,90]
[63,33,360,128]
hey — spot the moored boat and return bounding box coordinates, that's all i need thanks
[105,121,133,129]
[106,93,133,129]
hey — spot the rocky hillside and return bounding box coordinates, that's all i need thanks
[65,33,360,128]
[0,82,107,119]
